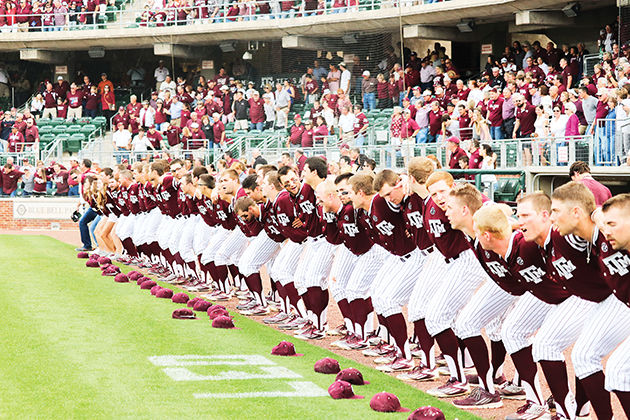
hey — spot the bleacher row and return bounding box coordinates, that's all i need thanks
[38,117,106,154]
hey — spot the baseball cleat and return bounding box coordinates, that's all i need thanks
[263,312,292,325]
[362,342,395,357]
[295,325,325,340]
[426,378,470,398]
[439,366,476,377]
[452,387,503,409]
[236,299,256,310]
[376,357,414,372]
[277,317,307,331]
[499,381,527,400]
[397,365,439,382]
[327,324,347,336]
[294,321,314,335]
[505,401,550,420]
[373,349,398,364]
[211,292,231,301]
[240,304,270,316]
[436,353,447,366]
[346,337,370,350]
[331,333,355,350]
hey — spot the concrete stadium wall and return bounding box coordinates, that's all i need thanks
[0,198,80,231]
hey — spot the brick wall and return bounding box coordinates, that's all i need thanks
[0,199,79,230]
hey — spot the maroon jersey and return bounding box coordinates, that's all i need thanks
[598,243,630,308]
[325,204,373,256]
[196,196,217,227]
[104,188,122,217]
[156,175,180,218]
[475,231,529,296]
[368,194,415,256]
[424,197,471,260]
[292,182,323,238]
[543,228,612,303]
[274,190,309,244]
[126,183,141,215]
[117,186,131,216]
[142,182,158,212]
[236,205,264,238]
[261,199,285,243]
[51,171,69,194]
[403,194,433,251]
[214,197,238,231]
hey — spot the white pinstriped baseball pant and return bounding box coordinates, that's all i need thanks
[157,215,174,250]
[532,295,597,362]
[454,280,517,340]
[177,216,197,263]
[200,226,229,265]
[114,214,130,240]
[167,218,186,252]
[572,294,630,379]
[238,231,281,277]
[501,292,553,355]
[269,240,305,287]
[425,249,488,337]
[606,334,630,392]
[346,245,387,302]
[294,236,337,291]
[130,213,145,245]
[193,220,215,256]
[140,208,162,245]
[330,246,360,302]
[371,248,428,318]
[214,227,249,266]
[408,251,446,323]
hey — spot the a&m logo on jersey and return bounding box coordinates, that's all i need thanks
[216,210,227,221]
[428,220,446,237]
[343,223,359,237]
[519,265,545,283]
[376,220,395,236]
[276,213,290,226]
[603,252,630,277]
[407,211,423,229]
[322,213,336,223]
[552,257,577,279]
[299,201,315,215]
[486,261,509,278]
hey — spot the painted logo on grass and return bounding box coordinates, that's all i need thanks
[148,354,328,399]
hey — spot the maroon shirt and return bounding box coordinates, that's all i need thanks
[402,193,433,251]
[125,183,141,215]
[424,197,471,260]
[43,90,58,108]
[515,103,537,136]
[469,149,482,169]
[578,177,611,207]
[196,196,217,227]
[51,170,69,194]
[487,97,504,127]
[212,121,225,143]
[84,92,100,110]
[598,245,630,308]
[474,231,529,296]
[66,91,84,108]
[368,194,416,256]
[448,146,468,169]
[113,113,129,129]
[248,97,265,123]
[164,126,182,147]
[428,109,443,136]
[261,199,285,243]
[543,228,612,303]
[24,126,39,144]
[301,128,314,148]
[156,175,180,217]
[325,204,373,256]
[33,172,47,193]
[274,190,308,243]
[289,124,305,145]
[146,130,162,150]
[1,169,24,194]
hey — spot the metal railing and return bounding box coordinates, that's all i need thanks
[0,0,451,32]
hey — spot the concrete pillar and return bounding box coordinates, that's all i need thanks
[403,25,459,40]
[19,49,65,64]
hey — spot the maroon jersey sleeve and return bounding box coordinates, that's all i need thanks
[597,240,630,307]
[196,196,217,227]
[368,194,416,256]
[126,183,141,214]
[215,199,237,230]
[323,209,344,246]
[261,200,286,243]
[274,190,309,243]
[474,233,528,296]
[403,194,433,251]
[294,183,324,237]
[424,197,471,259]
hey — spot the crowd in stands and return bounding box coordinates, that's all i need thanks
[0,155,83,196]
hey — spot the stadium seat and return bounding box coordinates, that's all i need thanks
[66,134,85,153]
[56,133,71,151]
[92,117,107,129]
[494,178,521,202]
[52,125,67,135]
[66,125,82,134]
[39,133,55,146]
[38,126,52,135]
[81,124,98,136]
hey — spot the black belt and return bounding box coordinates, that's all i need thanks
[420,246,434,256]
[445,253,462,264]
[399,252,413,262]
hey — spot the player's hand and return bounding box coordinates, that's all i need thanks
[292,218,304,228]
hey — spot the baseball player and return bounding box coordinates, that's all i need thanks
[570,193,630,420]
[191,173,218,288]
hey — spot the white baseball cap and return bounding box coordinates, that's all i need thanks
[362,70,370,77]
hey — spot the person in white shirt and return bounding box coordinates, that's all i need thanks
[339,62,352,95]
[337,105,356,145]
[131,128,155,159]
[138,101,156,129]
[159,75,176,99]
[112,122,132,164]
[30,94,45,118]
[549,106,568,138]
[154,60,170,91]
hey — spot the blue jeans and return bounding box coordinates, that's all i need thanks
[416,127,429,143]
[332,7,346,13]
[363,92,376,111]
[355,134,365,147]
[116,147,129,164]
[90,215,101,248]
[79,207,98,249]
[68,185,79,196]
[490,126,503,140]
[249,121,264,131]
[398,91,406,106]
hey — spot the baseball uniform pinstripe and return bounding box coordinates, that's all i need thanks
[214,227,249,266]
[484,314,506,343]
[269,240,305,287]
[500,292,553,355]
[531,295,597,362]
[156,215,174,250]
[114,215,129,240]
[193,218,215,256]
[408,251,447,322]
[454,280,517,339]
[345,245,387,302]
[167,218,185,252]
[571,294,630,379]
[425,249,488,337]
[605,335,630,392]
[132,213,146,245]
[294,236,337,291]
[371,248,427,318]
[177,217,197,263]
[238,230,281,277]
[329,245,359,302]
[142,207,162,245]
[200,226,229,265]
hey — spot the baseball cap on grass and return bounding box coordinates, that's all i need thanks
[369,392,410,413]
[114,273,129,283]
[156,288,173,299]
[207,304,226,314]
[102,266,119,276]
[187,297,202,307]
[127,270,142,280]
[172,292,189,303]
[271,341,303,357]
[97,256,112,265]
[150,285,163,295]
[208,308,229,320]
[140,280,157,290]
[86,259,99,268]
[172,308,196,319]
[211,315,236,329]
[77,252,89,259]
[192,300,212,312]
[137,276,151,285]
[336,368,369,385]
[328,380,364,400]
[314,358,341,374]
[407,406,445,420]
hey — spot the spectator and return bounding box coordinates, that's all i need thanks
[486,88,504,139]
[112,122,131,163]
[51,163,69,196]
[100,84,115,128]
[66,83,84,120]
[301,120,314,148]
[247,91,265,131]
[361,70,377,112]
[549,105,568,138]
[84,85,99,118]
[427,100,442,142]
[97,73,113,95]
[211,112,225,148]
[131,128,155,157]
[274,82,291,129]
[313,115,329,145]
[263,94,275,130]
[42,82,58,119]
[569,161,612,205]
[52,0,67,30]
[286,114,304,148]
[337,105,355,145]
[339,62,351,95]
[232,90,249,130]
[30,94,44,118]
[327,63,341,93]
[564,102,580,137]
[2,163,23,196]
[159,75,176,98]
[138,100,156,130]
[24,118,39,152]
[446,136,467,169]
[56,97,67,119]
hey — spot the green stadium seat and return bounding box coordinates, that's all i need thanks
[66,124,82,134]
[494,178,521,202]
[81,124,98,136]
[52,126,66,135]
[92,117,107,129]
[39,133,55,146]
[38,126,52,135]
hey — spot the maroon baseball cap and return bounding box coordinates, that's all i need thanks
[328,380,364,400]
[137,276,151,285]
[172,308,196,319]
[446,136,460,144]
[369,392,410,413]
[336,368,369,385]
[211,315,236,329]
[97,256,112,265]
[271,341,303,357]
[156,288,173,299]
[150,285,163,295]
[140,280,157,290]
[114,273,129,283]
[187,297,202,307]
[314,358,340,374]
[102,266,119,276]
[192,300,212,312]
[172,292,189,304]
[127,270,142,280]
[407,406,445,420]
[86,259,99,268]
[77,251,89,259]
[208,308,229,320]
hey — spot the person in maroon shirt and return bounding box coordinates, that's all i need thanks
[569,161,612,206]
[427,100,443,142]
[445,136,467,169]
[183,122,206,149]
[301,120,314,148]
[1,163,24,196]
[286,114,304,148]
[42,83,59,119]
[51,163,69,196]
[56,98,67,119]
[84,85,100,118]
[146,125,163,150]
[163,123,182,148]
[15,0,31,31]
[112,106,129,129]
[512,93,536,138]
[486,89,504,139]
[211,113,225,147]
[24,119,39,149]
[66,83,84,120]
[248,91,265,131]
[54,76,70,101]
[7,125,24,152]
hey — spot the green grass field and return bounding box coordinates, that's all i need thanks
[0,235,479,419]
